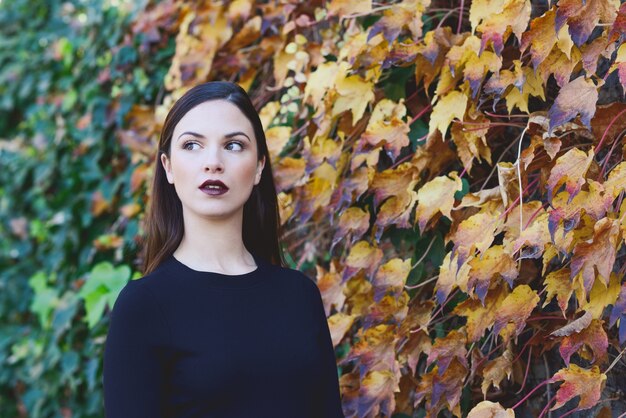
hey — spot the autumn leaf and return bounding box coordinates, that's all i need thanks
[481,350,513,396]
[609,282,626,344]
[343,240,384,282]
[546,147,595,202]
[558,318,608,365]
[328,313,357,347]
[581,272,621,319]
[414,172,463,233]
[467,400,515,418]
[436,251,471,305]
[327,0,371,18]
[316,262,347,315]
[543,267,576,315]
[555,0,620,46]
[426,329,468,376]
[414,359,467,418]
[550,364,607,411]
[358,369,401,418]
[331,62,376,124]
[570,217,620,294]
[428,90,468,139]
[450,210,501,268]
[493,285,539,342]
[372,258,412,297]
[547,76,599,134]
[453,284,508,342]
[333,206,371,248]
[467,245,518,302]
[469,0,531,55]
[360,99,410,160]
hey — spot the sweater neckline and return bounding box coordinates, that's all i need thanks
[166,252,269,289]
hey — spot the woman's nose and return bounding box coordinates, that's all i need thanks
[203,147,224,172]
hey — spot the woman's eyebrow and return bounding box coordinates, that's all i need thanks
[177,131,251,142]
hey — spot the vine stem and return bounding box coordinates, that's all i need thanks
[515,346,533,395]
[456,0,465,33]
[594,107,626,155]
[512,379,550,410]
[515,126,528,234]
[605,344,626,375]
[537,397,557,418]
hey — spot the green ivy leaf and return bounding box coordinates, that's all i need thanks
[78,262,131,328]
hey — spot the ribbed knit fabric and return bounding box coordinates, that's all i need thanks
[103,252,345,418]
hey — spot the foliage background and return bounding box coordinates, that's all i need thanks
[1,0,626,417]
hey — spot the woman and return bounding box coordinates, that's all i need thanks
[103,81,345,418]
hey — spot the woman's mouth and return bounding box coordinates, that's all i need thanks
[199,180,229,196]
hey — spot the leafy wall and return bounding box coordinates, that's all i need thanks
[1,0,626,417]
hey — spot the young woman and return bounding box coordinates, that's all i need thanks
[103,81,344,417]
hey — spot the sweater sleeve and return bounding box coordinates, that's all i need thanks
[103,280,169,418]
[306,276,346,418]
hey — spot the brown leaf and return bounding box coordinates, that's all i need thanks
[571,217,620,294]
[481,350,514,396]
[426,329,468,376]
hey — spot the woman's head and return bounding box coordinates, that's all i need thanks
[142,81,285,274]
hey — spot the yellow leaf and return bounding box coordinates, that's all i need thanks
[429,91,468,139]
[468,400,515,418]
[265,126,291,162]
[415,172,463,233]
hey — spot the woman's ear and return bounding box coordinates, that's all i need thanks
[160,152,174,184]
[254,155,265,185]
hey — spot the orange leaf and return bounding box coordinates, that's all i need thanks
[550,364,607,411]
[546,147,595,201]
[558,318,608,365]
[493,285,539,342]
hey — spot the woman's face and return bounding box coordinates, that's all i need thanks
[161,99,265,222]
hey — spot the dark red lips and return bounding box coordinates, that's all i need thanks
[199,179,229,195]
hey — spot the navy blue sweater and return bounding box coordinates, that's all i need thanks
[103,252,345,418]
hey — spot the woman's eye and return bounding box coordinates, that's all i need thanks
[182,141,199,151]
[226,141,244,151]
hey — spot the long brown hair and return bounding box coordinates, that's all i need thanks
[140,81,286,274]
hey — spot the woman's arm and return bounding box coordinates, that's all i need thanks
[307,277,346,418]
[103,280,169,418]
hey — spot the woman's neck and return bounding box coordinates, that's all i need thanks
[173,210,256,273]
